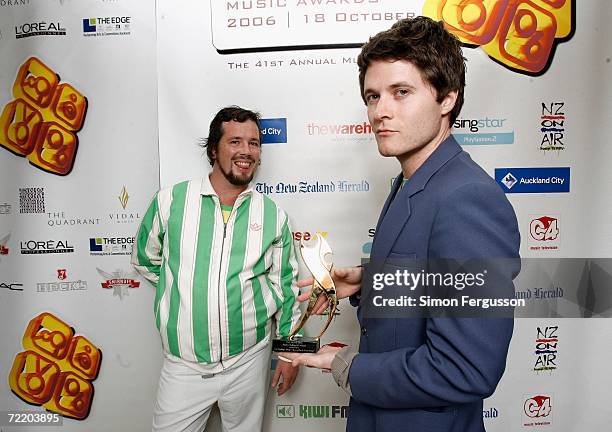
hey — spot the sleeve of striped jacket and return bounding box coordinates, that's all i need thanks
[131,193,165,285]
[272,213,301,338]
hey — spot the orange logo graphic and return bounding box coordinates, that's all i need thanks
[8,312,102,420]
[423,0,574,75]
[0,57,88,175]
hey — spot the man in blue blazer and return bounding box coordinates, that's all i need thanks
[289,17,521,432]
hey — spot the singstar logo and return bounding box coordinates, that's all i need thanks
[452,117,514,145]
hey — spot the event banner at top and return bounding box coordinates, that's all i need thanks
[212,0,573,74]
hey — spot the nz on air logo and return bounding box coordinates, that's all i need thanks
[534,325,558,373]
[8,312,101,420]
[423,0,575,75]
[540,102,565,153]
[0,57,88,175]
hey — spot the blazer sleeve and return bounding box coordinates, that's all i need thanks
[348,181,521,408]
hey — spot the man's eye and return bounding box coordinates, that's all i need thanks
[250,141,260,147]
[396,89,409,96]
[365,94,379,103]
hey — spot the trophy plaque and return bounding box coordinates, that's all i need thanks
[272,233,337,353]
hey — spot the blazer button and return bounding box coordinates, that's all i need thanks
[361,327,367,336]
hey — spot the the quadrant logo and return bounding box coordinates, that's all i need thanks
[523,395,552,427]
[15,21,66,38]
[423,0,574,75]
[534,326,558,374]
[495,168,570,193]
[21,240,74,255]
[453,117,514,145]
[260,118,287,144]
[1,0,30,7]
[83,16,131,36]
[540,102,565,153]
[529,215,559,251]
[0,57,88,175]
[8,312,101,419]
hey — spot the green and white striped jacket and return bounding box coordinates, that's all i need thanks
[132,176,300,363]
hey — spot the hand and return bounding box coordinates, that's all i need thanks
[271,357,299,396]
[297,266,363,314]
[285,344,345,371]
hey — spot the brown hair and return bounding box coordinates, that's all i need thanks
[357,16,466,124]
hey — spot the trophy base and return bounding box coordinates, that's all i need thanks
[272,336,320,353]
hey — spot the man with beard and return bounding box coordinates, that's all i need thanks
[132,106,301,432]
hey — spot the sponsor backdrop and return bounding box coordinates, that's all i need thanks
[1,0,611,431]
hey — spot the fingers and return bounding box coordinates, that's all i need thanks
[297,291,311,302]
[297,277,314,288]
[271,364,282,388]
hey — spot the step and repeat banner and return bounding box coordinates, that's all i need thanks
[0,1,160,431]
[1,0,611,431]
[158,1,611,432]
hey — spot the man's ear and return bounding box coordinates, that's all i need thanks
[440,91,458,116]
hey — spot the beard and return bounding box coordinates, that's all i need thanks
[219,158,256,186]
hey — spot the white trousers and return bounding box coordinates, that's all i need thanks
[152,346,271,432]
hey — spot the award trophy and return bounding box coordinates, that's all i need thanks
[272,233,337,353]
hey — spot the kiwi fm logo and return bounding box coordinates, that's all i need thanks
[423,0,575,75]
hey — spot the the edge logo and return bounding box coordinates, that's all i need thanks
[534,326,558,374]
[453,117,514,145]
[15,21,66,39]
[89,237,134,256]
[540,102,565,153]
[529,215,559,251]
[523,395,552,427]
[260,118,287,144]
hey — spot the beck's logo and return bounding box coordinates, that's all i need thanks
[56,269,67,280]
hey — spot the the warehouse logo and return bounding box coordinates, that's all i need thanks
[534,326,558,373]
[540,102,565,153]
[453,117,514,145]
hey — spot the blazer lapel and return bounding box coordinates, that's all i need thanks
[371,135,463,261]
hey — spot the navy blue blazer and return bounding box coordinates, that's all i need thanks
[347,136,520,432]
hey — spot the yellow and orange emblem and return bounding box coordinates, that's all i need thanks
[8,312,102,420]
[0,57,87,175]
[423,0,574,74]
